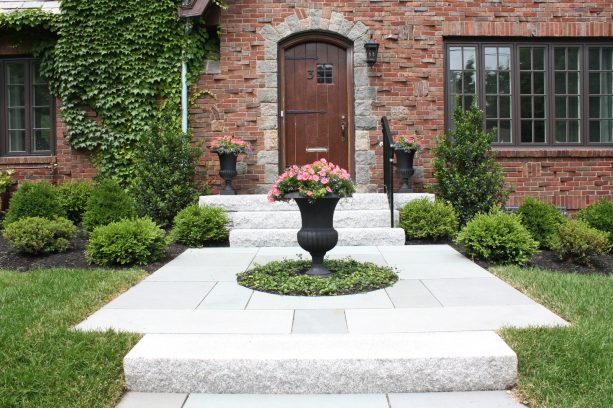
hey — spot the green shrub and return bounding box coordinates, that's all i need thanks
[57,180,93,225]
[516,197,566,248]
[3,217,77,255]
[549,220,611,266]
[399,198,459,241]
[86,218,169,266]
[4,181,65,225]
[578,200,613,247]
[82,179,137,232]
[432,105,509,225]
[456,207,538,265]
[171,204,229,247]
[129,110,201,227]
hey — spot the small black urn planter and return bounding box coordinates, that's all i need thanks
[217,152,238,195]
[395,148,416,193]
[287,193,340,277]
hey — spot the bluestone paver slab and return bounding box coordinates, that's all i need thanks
[385,280,442,308]
[76,309,293,334]
[183,394,390,408]
[196,282,253,310]
[346,304,569,333]
[389,391,525,407]
[395,262,492,280]
[103,282,215,310]
[379,245,464,264]
[422,277,537,307]
[292,309,348,333]
[146,266,241,282]
[247,289,393,310]
[115,392,187,408]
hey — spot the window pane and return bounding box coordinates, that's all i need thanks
[534,121,546,143]
[533,72,545,94]
[484,47,498,71]
[34,84,51,106]
[34,107,51,129]
[521,96,532,118]
[500,96,511,118]
[7,63,25,85]
[484,47,511,144]
[486,96,497,117]
[9,130,26,152]
[521,121,533,143]
[8,108,26,129]
[588,47,613,143]
[447,46,477,128]
[463,47,476,70]
[463,71,476,93]
[34,129,51,151]
[449,47,463,70]
[8,85,25,107]
[520,48,531,70]
[499,120,512,143]
[499,71,510,94]
[554,47,581,144]
[533,48,545,70]
[485,71,497,93]
[534,96,545,119]
[520,72,532,94]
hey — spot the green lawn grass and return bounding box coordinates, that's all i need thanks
[0,268,145,408]
[493,266,613,408]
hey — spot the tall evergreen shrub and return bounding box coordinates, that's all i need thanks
[432,106,508,225]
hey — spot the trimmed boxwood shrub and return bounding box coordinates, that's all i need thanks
[549,220,611,266]
[456,207,539,265]
[578,199,613,248]
[86,218,169,266]
[3,181,65,225]
[82,179,137,232]
[3,217,77,255]
[399,198,459,241]
[171,204,229,247]
[57,180,93,225]
[516,197,566,249]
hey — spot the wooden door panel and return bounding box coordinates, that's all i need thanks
[282,38,351,170]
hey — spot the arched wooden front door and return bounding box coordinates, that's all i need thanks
[279,33,354,171]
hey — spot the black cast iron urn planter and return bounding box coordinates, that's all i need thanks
[217,152,238,195]
[287,193,340,277]
[395,147,416,193]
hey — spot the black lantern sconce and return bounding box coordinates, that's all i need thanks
[364,34,380,67]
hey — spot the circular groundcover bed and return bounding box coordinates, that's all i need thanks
[237,258,399,296]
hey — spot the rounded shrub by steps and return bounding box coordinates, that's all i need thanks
[456,207,538,265]
[3,181,65,226]
[82,179,137,233]
[549,220,610,266]
[399,198,458,241]
[3,217,77,255]
[57,180,93,225]
[577,199,613,248]
[516,196,566,249]
[86,218,169,266]
[237,258,398,296]
[171,204,229,247]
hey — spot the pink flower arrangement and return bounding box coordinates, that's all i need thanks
[268,158,356,203]
[395,135,424,153]
[211,135,253,155]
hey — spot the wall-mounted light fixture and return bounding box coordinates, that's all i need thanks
[364,34,380,67]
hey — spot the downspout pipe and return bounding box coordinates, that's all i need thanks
[181,18,193,139]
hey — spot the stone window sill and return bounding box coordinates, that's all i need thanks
[0,156,56,165]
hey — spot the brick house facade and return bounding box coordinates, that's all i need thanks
[2,1,612,212]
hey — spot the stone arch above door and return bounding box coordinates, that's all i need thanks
[256,11,378,193]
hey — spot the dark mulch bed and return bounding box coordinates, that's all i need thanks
[407,238,612,275]
[0,232,190,273]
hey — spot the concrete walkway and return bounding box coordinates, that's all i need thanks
[75,245,567,407]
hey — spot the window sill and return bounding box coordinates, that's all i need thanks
[0,156,56,165]
[494,148,613,158]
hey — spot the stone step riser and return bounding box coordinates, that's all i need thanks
[230,210,398,229]
[124,333,518,394]
[200,193,434,213]
[229,228,406,247]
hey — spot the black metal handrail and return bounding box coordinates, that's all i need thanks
[381,116,395,227]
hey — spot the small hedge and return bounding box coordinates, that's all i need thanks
[57,180,93,225]
[82,179,137,232]
[3,217,77,255]
[516,197,566,248]
[237,258,398,296]
[549,220,611,266]
[456,207,539,265]
[86,218,169,266]
[399,198,458,241]
[578,200,613,248]
[3,181,65,225]
[171,204,229,247]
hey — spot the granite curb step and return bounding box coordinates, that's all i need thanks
[229,209,398,229]
[124,332,517,394]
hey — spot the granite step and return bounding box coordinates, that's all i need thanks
[123,332,518,394]
[200,193,433,212]
[229,227,406,247]
[229,209,398,229]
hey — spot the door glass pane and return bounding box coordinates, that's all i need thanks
[588,47,613,142]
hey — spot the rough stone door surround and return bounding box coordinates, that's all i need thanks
[256,10,378,193]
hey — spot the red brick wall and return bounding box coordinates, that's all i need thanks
[0,35,96,188]
[192,0,613,210]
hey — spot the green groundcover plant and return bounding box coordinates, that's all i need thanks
[3,216,77,255]
[399,198,459,241]
[237,258,398,296]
